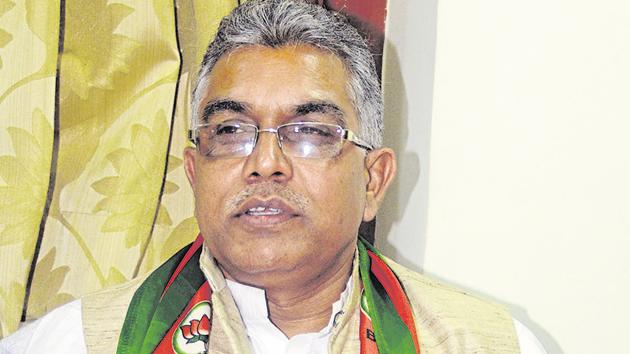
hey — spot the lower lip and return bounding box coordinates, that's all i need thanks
[236,212,297,227]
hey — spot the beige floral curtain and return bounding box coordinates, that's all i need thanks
[0,0,241,337]
[0,0,386,338]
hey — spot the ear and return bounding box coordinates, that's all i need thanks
[183,147,197,188]
[362,147,397,222]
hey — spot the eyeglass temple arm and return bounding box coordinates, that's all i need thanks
[344,129,373,151]
[188,129,199,144]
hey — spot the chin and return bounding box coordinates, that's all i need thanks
[223,254,312,288]
[215,236,310,271]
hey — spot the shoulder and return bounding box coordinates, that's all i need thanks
[383,256,522,353]
[0,275,149,354]
[81,273,146,308]
[0,300,86,354]
[0,276,148,354]
[385,256,510,315]
[385,257,547,353]
[80,274,148,353]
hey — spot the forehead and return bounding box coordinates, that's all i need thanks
[199,45,358,128]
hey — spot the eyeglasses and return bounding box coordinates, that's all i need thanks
[188,121,373,159]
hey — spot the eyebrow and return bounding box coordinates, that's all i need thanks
[201,99,249,123]
[200,99,348,126]
[292,101,347,127]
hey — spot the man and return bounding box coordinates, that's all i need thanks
[1,1,546,353]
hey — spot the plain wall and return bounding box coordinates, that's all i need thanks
[379,1,630,353]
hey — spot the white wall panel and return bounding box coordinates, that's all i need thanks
[382,1,630,353]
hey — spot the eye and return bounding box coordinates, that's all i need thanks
[295,125,333,136]
[215,123,245,135]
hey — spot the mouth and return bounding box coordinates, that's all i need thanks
[234,197,300,227]
[244,206,283,216]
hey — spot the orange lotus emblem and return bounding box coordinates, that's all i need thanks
[180,314,211,345]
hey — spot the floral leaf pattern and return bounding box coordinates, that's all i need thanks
[152,0,176,37]
[0,0,14,15]
[0,109,52,258]
[0,30,11,71]
[0,0,59,105]
[27,248,73,318]
[24,0,59,74]
[0,282,24,337]
[160,217,199,260]
[0,0,15,70]
[106,267,128,287]
[91,110,180,249]
[28,0,181,319]
[61,1,139,99]
[0,0,59,337]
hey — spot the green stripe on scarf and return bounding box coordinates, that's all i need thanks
[358,238,416,354]
[117,246,205,353]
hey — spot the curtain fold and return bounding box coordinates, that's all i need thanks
[0,0,61,337]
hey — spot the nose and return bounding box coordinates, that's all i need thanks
[242,129,293,184]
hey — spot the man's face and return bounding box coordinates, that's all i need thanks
[184,45,379,286]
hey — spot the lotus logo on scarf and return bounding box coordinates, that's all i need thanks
[181,314,210,342]
[172,301,212,353]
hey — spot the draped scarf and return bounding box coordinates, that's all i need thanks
[116,235,420,354]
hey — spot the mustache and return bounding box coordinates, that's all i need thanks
[226,182,310,214]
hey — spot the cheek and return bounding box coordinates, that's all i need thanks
[193,161,241,219]
[194,174,220,210]
[193,183,221,236]
[301,158,366,224]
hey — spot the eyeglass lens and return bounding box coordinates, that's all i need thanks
[197,122,345,158]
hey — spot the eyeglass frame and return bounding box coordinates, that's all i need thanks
[188,121,373,159]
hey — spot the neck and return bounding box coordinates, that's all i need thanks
[220,246,355,338]
[265,255,353,338]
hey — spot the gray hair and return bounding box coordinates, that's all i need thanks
[191,0,383,148]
